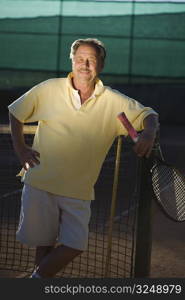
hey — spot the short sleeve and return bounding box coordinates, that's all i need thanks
[116,93,158,136]
[8,82,44,123]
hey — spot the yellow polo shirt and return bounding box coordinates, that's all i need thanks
[8,73,157,200]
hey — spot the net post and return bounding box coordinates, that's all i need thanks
[104,135,123,277]
[134,152,155,278]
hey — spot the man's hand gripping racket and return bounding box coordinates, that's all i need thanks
[117,112,185,222]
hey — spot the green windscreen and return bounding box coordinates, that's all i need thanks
[0,0,185,87]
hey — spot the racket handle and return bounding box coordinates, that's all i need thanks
[117,112,139,143]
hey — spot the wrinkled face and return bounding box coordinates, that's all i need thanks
[72,44,103,83]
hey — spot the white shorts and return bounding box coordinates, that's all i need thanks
[16,184,91,251]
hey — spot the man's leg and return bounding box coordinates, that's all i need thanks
[30,246,54,277]
[35,245,54,267]
[35,196,91,278]
[36,245,83,278]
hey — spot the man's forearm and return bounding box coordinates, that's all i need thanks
[9,112,25,153]
[143,114,159,134]
[9,113,40,169]
[133,114,159,158]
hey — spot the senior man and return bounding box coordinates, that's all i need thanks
[8,38,159,278]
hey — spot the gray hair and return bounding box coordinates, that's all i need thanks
[70,38,106,64]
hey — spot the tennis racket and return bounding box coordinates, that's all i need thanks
[117,112,185,222]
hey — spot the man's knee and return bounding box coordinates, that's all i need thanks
[58,244,83,257]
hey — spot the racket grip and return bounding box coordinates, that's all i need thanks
[117,112,139,143]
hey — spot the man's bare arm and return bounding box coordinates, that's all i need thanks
[9,113,40,170]
[133,114,159,158]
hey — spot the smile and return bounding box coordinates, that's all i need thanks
[79,69,90,73]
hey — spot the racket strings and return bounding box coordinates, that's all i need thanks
[151,163,185,221]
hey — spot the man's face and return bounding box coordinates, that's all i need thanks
[72,44,103,83]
